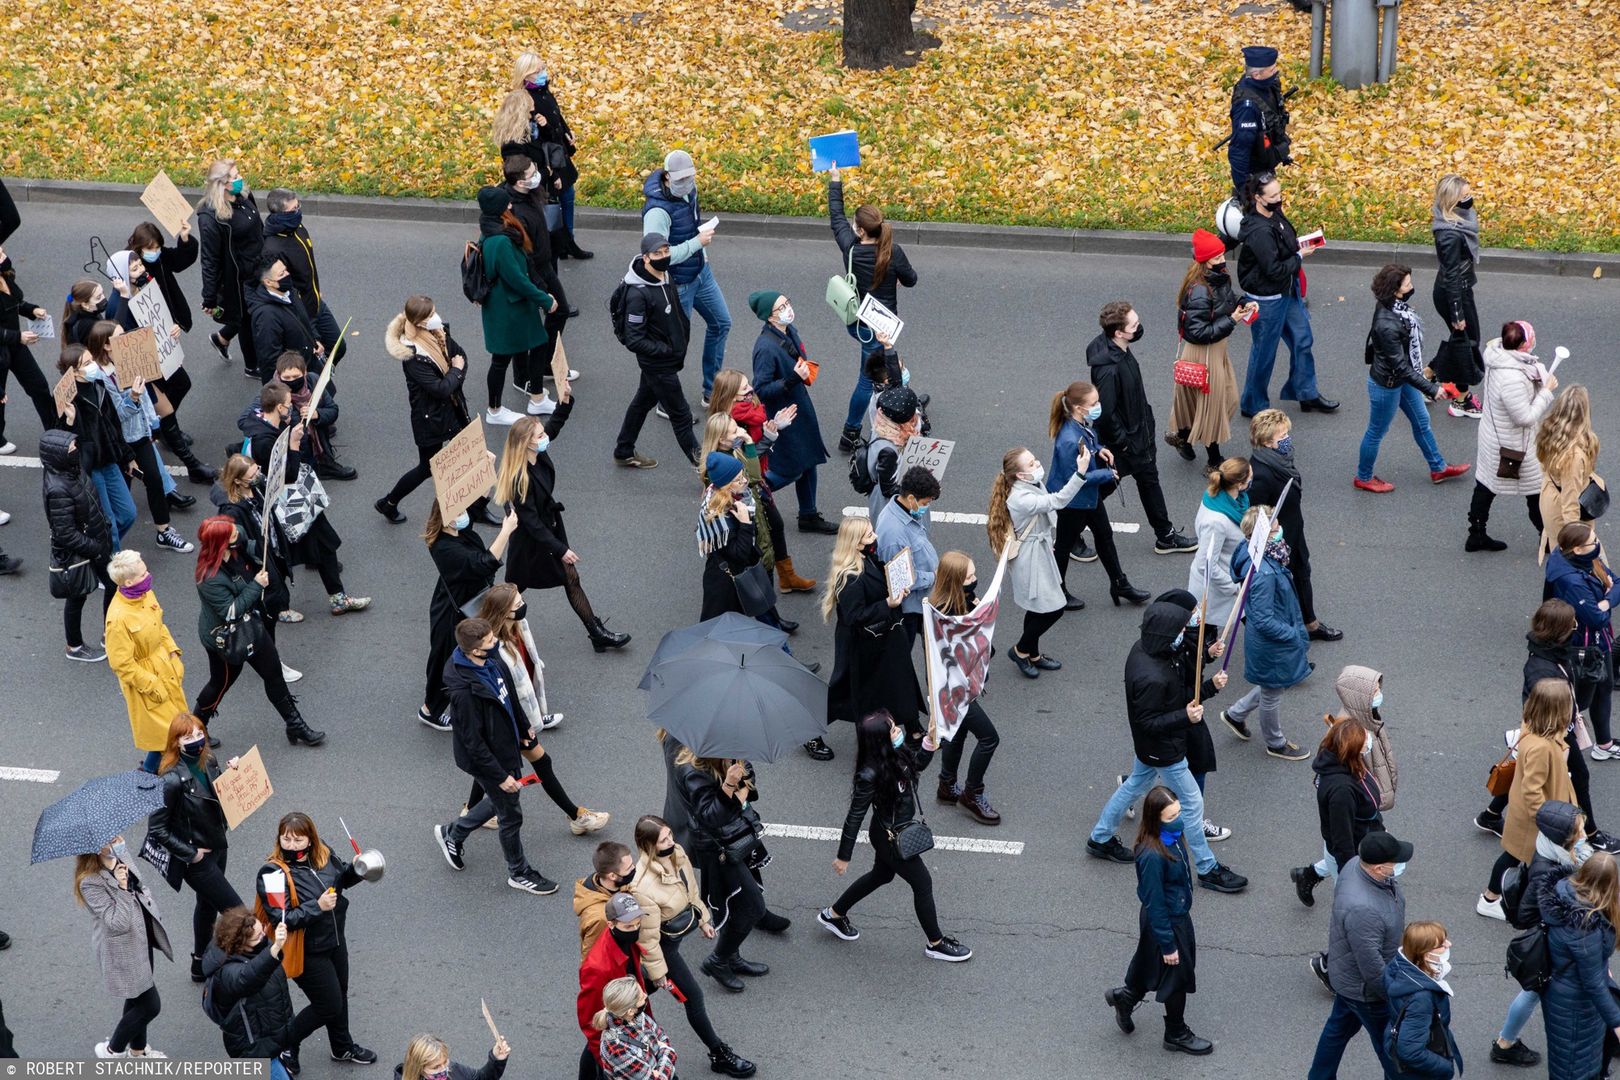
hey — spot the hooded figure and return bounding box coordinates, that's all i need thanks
[1124,602,1204,769]
[1537,864,1620,1080]
[1380,948,1463,1080]
[40,428,111,573]
[1153,589,1223,777]
[1509,800,1588,930]
[1331,665,1397,811]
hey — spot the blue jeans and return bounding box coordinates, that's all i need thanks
[1089,757,1217,874]
[90,463,138,551]
[1313,842,1339,881]
[1242,294,1319,415]
[270,1060,291,1080]
[1307,995,1396,1080]
[1357,377,1444,481]
[676,264,732,398]
[843,323,885,430]
[140,750,162,774]
[764,465,819,518]
[1498,987,1539,1042]
[560,184,576,232]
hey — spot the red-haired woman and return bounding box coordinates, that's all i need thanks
[189,515,324,747]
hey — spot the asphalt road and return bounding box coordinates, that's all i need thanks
[0,199,1615,1080]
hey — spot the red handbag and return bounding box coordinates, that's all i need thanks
[1173,359,1210,393]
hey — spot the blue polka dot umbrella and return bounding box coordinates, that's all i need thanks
[30,769,167,863]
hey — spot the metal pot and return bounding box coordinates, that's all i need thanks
[352,849,386,883]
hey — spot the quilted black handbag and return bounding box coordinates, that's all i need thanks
[48,558,97,600]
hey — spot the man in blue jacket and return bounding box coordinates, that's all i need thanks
[642,150,730,403]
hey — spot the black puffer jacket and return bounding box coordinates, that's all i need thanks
[1179,269,1243,346]
[837,742,935,862]
[246,284,320,380]
[145,757,230,889]
[1367,303,1440,394]
[1124,602,1204,768]
[198,195,263,306]
[1237,207,1303,298]
[254,850,362,955]
[201,939,294,1058]
[1312,746,1384,872]
[40,429,111,567]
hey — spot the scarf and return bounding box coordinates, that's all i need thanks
[286,383,324,457]
[695,491,735,558]
[872,411,908,447]
[1391,299,1424,376]
[1251,444,1301,486]
[1265,535,1292,568]
[1202,488,1249,526]
[1535,831,1577,868]
[118,572,154,600]
[1432,205,1480,264]
[406,325,451,374]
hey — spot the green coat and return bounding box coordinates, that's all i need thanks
[479,233,553,355]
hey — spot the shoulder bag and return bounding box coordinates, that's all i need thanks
[660,866,703,938]
[725,562,775,619]
[886,781,935,860]
[1579,474,1609,521]
[208,598,266,665]
[1503,923,1551,992]
[1484,745,1516,797]
[825,246,860,326]
[715,802,770,870]
[1003,508,1041,561]
[1172,338,1210,393]
[48,558,97,600]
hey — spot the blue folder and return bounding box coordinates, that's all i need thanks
[809,130,860,172]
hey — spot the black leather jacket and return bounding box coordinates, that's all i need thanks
[676,762,759,857]
[1367,302,1440,395]
[145,758,230,887]
[837,744,935,861]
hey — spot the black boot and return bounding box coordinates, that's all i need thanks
[1206,443,1223,469]
[1110,577,1150,606]
[1465,516,1507,552]
[160,415,218,483]
[708,1043,757,1078]
[1290,865,1323,907]
[283,703,327,747]
[565,232,594,260]
[190,953,206,983]
[1104,986,1138,1034]
[838,425,862,454]
[701,953,745,993]
[586,617,631,653]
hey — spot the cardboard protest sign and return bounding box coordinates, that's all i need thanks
[108,327,162,388]
[215,745,274,830]
[261,426,293,557]
[53,371,78,417]
[901,436,955,484]
[551,335,571,388]
[431,417,497,523]
[140,171,194,239]
[923,543,1009,742]
[884,546,914,602]
[126,284,185,378]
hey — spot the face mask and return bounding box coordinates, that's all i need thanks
[1370,691,1383,710]
[273,276,291,293]
[533,434,550,454]
[656,844,676,858]
[668,178,695,199]
[81,361,103,381]
[118,572,154,600]
[1159,825,1183,846]
[1270,528,1284,544]
[649,255,672,272]
[1024,463,1045,484]
[519,173,542,192]
[230,178,245,195]
[1172,630,1185,648]
[1397,287,1415,302]
[280,845,309,863]
[525,71,548,88]
[900,367,911,386]
[179,736,205,758]
[1429,947,1451,981]
[510,601,528,622]
[1128,322,1144,343]
[425,1070,450,1080]
[1084,403,1103,422]
[451,512,471,530]
[1186,609,1201,629]
[141,250,160,264]
[731,435,748,451]
[1455,197,1473,210]
[1264,195,1283,212]
[1391,861,1407,878]
[111,839,133,866]
[609,926,639,952]
[1275,434,1293,456]
[862,540,878,556]
[908,504,928,521]
[616,867,636,889]
[1209,261,1227,273]
[421,314,444,331]
[777,305,795,326]
[890,728,905,749]
[272,209,303,230]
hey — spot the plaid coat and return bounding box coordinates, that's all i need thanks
[81,867,173,1000]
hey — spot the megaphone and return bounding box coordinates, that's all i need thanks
[352,849,386,883]
[1215,197,1245,244]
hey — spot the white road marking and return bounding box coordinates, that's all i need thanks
[761,821,1024,856]
[841,506,1139,534]
[0,765,61,783]
[0,455,187,477]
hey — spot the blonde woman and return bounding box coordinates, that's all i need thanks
[1536,384,1603,563]
[705,373,811,592]
[76,835,172,1058]
[1468,319,1555,551]
[397,1032,509,1080]
[593,977,675,1080]
[823,515,917,738]
[195,159,263,375]
[701,413,780,592]
[986,447,1084,678]
[1539,852,1620,1080]
[1187,459,1251,632]
[1479,679,1578,918]
[496,409,628,652]
[512,51,589,259]
[104,549,185,773]
[696,451,761,621]
[1432,172,1483,417]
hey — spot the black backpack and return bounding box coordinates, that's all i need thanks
[460,240,492,306]
[847,436,875,495]
[607,281,633,347]
[1504,923,1552,992]
[200,968,234,1026]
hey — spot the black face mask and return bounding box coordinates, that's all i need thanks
[279,846,309,863]
[1208,263,1228,278]
[179,738,205,758]
[1128,323,1144,343]
[1456,197,1474,210]
[513,602,528,621]
[649,255,672,272]
[1264,196,1283,213]
[609,927,639,952]
[1397,287,1415,302]
[963,583,980,608]
[862,541,878,557]
[656,844,677,858]
[615,867,636,890]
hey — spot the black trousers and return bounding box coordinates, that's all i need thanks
[1468,479,1543,533]
[488,349,539,410]
[1581,668,1614,746]
[1055,504,1125,585]
[577,1046,602,1080]
[1124,456,1174,540]
[63,556,115,648]
[707,856,765,960]
[290,945,353,1055]
[128,437,171,528]
[108,985,161,1053]
[1432,281,1481,390]
[615,368,698,459]
[1289,528,1318,626]
[1487,737,1597,831]
[383,443,437,507]
[0,341,56,444]
[1015,607,1066,657]
[182,848,242,959]
[832,831,942,942]
[938,699,999,789]
[662,930,723,1051]
[193,642,295,727]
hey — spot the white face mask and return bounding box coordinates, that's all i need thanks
[520,172,542,192]
[776,305,795,326]
[1428,947,1451,982]
[422,314,444,331]
[1023,463,1045,484]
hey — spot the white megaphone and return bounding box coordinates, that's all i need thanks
[1215,197,1245,244]
[1549,345,1570,376]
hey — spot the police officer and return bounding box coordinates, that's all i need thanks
[1228,45,1293,197]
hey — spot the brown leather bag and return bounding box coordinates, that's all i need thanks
[1485,748,1517,797]
[252,857,306,978]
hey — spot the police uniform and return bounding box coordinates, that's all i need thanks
[1228,45,1292,195]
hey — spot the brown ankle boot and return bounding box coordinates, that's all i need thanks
[958,784,1001,825]
[775,556,816,593]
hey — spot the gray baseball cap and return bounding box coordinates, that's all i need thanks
[664,150,696,180]
[604,892,645,923]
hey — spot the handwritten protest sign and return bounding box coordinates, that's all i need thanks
[261,427,292,559]
[923,543,1008,742]
[109,327,162,389]
[140,171,194,239]
[432,417,496,523]
[551,335,571,388]
[901,436,955,484]
[53,371,78,417]
[885,547,914,602]
[216,745,274,830]
[127,284,185,378]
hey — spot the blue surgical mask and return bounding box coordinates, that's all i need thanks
[534,434,550,454]
[1159,826,1183,847]
[1084,404,1103,422]
[1392,862,1407,878]
[451,511,471,530]
[82,361,103,381]
[1270,528,1284,544]
[1187,609,1201,629]
[141,250,160,264]
[111,839,133,866]
[908,504,928,521]
[900,367,911,386]
[1370,691,1383,710]
[890,728,905,749]
[1276,435,1294,456]
[1172,630,1185,648]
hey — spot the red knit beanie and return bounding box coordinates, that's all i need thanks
[1191,228,1225,264]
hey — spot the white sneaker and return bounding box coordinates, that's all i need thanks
[485,406,523,426]
[1476,893,1506,921]
[281,663,303,684]
[0,510,10,525]
[545,368,581,381]
[95,1042,127,1059]
[654,405,670,420]
[130,1049,167,1059]
[1202,819,1232,842]
[526,394,557,416]
[540,712,563,730]
[570,808,611,835]
[1591,742,1620,761]
[0,441,15,455]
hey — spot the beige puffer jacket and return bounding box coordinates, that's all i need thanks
[1330,665,1398,811]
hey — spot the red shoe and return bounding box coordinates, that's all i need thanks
[1353,476,1395,493]
[1430,464,1471,484]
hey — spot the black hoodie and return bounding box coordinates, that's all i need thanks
[40,428,111,565]
[1312,746,1383,871]
[1125,602,1199,767]
[1523,632,1575,702]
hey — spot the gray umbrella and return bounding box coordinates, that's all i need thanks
[30,769,166,864]
[638,612,789,691]
[644,638,826,762]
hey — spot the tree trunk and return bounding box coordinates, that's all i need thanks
[842,0,932,70]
